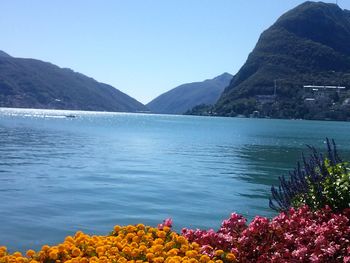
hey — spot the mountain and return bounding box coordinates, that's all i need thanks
[0,51,147,112]
[147,73,232,114]
[0,51,11,58]
[209,1,350,120]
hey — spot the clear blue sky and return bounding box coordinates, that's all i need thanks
[1,0,349,104]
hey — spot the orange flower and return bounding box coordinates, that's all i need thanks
[167,248,179,256]
[176,236,187,244]
[154,238,164,245]
[186,250,198,258]
[126,225,137,233]
[146,252,155,260]
[122,246,131,255]
[13,252,23,258]
[0,247,7,257]
[163,226,171,232]
[113,225,121,233]
[48,250,58,260]
[136,224,145,230]
[95,246,105,255]
[41,245,50,252]
[180,245,189,253]
[26,249,36,257]
[136,230,145,237]
[130,248,140,257]
[152,244,164,252]
[58,244,66,252]
[199,254,211,263]
[71,247,81,257]
[153,256,165,263]
[15,258,25,263]
[214,250,224,257]
[226,253,236,261]
[157,231,167,238]
[65,236,75,244]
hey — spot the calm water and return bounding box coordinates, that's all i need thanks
[1,108,350,252]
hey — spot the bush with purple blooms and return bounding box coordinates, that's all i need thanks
[269,139,350,212]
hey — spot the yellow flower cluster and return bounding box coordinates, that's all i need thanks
[0,224,236,263]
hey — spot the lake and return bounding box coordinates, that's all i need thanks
[1,107,350,252]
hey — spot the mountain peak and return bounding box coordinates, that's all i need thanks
[274,1,350,55]
[214,72,233,81]
[214,0,350,120]
[280,1,341,17]
[0,50,11,58]
[277,1,345,25]
[147,73,232,114]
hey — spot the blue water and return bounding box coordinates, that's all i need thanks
[0,108,350,252]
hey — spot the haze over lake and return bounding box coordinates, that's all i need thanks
[1,108,350,252]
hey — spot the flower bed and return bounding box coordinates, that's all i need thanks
[0,224,236,263]
[182,206,350,262]
[2,206,349,263]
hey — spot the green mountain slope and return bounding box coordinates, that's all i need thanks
[0,52,147,112]
[147,73,232,114]
[212,1,350,120]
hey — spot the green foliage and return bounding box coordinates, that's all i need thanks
[322,160,350,211]
[184,104,213,116]
[292,159,350,211]
[290,160,350,211]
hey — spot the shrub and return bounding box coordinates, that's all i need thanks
[269,138,350,212]
[321,159,350,211]
[182,206,350,262]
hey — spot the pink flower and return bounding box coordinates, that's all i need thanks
[158,218,173,229]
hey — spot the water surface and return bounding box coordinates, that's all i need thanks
[0,108,349,251]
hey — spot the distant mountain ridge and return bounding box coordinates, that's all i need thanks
[198,1,350,120]
[147,73,232,114]
[0,51,147,112]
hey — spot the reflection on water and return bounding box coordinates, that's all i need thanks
[0,108,350,252]
[236,144,301,185]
